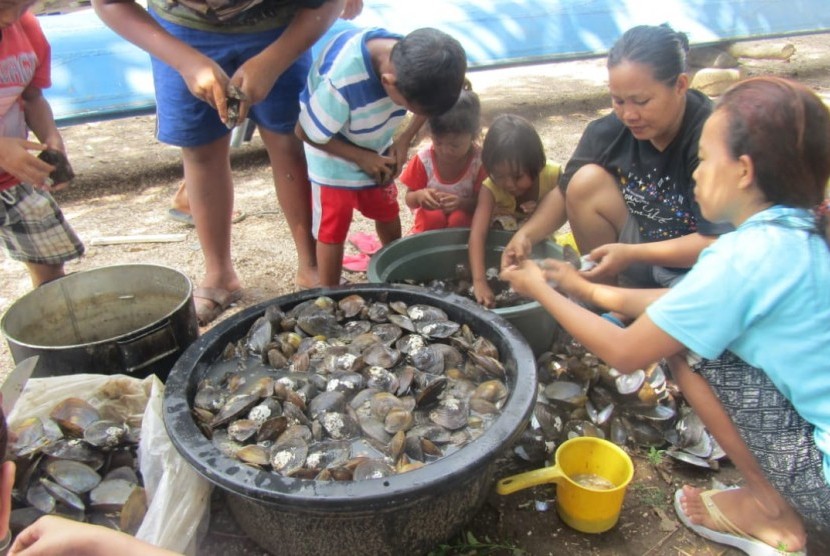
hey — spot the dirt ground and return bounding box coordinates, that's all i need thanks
[2,23,830,555]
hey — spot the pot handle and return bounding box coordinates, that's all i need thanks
[117,319,179,374]
[496,465,564,495]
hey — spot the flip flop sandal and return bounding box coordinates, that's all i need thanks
[168,208,246,227]
[342,253,371,272]
[294,276,349,291]
[347,232,383,255]
[673,489,805,556]
[168,208,194,227]
[193,287,243,326]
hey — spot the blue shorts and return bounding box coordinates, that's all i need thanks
[150,10,311,147]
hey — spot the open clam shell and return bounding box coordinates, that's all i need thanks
[666,447,714,469]
[615,369,645,396]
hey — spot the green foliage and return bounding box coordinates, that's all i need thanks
[630,483,665,508]
[429,531,527,556]
[646,446,666,466]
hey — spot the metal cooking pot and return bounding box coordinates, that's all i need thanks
[163,284,537,556]
[1,264,198,381]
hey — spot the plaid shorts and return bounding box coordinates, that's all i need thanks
[0,184,85,265]
[693,351,830,528]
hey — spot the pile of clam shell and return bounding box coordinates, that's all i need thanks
[9,396,146,533]
[515,331,724,468]
[396,263,528,308]
[192,294,511,481]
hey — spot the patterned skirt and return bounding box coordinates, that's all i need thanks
[692,351,830,528]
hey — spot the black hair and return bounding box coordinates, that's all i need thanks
[481,114,546,178]
[390,28,467,116]
[428,81,481,138]
[607,24,689,85]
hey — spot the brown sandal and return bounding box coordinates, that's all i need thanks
[193,287,243,326]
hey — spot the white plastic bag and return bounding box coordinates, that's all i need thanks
[8,373,212,554]
[135,375,211,553]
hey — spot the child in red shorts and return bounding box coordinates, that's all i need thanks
[296,27,467,286]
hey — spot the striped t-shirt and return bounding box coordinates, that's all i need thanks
[298,27,407,189]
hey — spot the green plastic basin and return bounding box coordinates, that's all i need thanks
[367,228,562,355]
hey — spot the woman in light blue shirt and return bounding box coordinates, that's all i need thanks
[502,76,830,555]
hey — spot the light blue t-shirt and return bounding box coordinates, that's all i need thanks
[647,206,830,483]
[298,27,406,189]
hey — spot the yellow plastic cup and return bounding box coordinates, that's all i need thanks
[496,437,634,533]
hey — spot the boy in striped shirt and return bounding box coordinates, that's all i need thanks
[296,27,466,286]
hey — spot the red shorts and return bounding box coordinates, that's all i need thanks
[411,208,473,233]
[312,182,400,244]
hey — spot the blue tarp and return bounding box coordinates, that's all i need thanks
[347,0,830,68]
[39,0,830,126]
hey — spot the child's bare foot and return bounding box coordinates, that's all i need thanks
[679,485,806,553]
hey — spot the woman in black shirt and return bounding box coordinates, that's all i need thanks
[503,24,731,288]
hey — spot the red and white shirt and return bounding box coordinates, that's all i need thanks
[400,143,486,200]
[0,12,51,191]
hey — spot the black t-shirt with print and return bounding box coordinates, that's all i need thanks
[561,89,732,241]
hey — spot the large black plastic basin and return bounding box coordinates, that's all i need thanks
[163,284,537,556]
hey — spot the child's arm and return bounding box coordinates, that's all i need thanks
[22,86,63,153]
[21,85,71,190]
[469,187,496,308]
[295,123,396,185]
[229,0,344,120]
[93,0,235,124]
[404,190,420,210]
[388,115,426,178]
[0,85,61,188]
[502,185,566,268]
[400,149,440,210]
